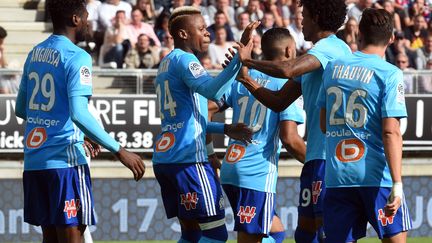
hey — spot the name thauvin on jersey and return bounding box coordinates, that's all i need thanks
[30,48,60,67]
[331,65,375,84]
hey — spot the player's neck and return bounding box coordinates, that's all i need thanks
[360,45,387,58]
[53,29,76,43]
[312,31,334,44]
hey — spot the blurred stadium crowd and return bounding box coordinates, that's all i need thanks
[0,0,432,93]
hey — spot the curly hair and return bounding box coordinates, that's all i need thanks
[300,0,346,33]
[359,8,393,46]
[47,0,86,29]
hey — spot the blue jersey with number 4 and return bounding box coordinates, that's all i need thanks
[316,51,407,188]
[152,48,240,164]
[20,35,93,170]
[220,69,304,193]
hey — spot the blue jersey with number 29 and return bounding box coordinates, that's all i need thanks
[20,35,93,170]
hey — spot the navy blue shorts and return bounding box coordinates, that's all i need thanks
[324,187,412,242]
[223,184,275,235]
[23,164,96,227]
[154,162,225,220]
[298,159,326,218]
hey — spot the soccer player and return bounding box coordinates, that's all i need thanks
[234,0,351,242]
[211,28,306,243]
[316,8,412,242]
[152,6,258,243]
[15,1,145,242]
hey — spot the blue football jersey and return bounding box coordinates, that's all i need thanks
[220,69,304,193]
[316,51,407,188]
[296,34,351,163]
[20,35,93,170]
[153,48,235,164]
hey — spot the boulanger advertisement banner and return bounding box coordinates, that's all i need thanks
[1,94,432,153]
[0,176,431,241]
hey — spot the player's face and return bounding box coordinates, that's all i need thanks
[76,9,89,43]
[301,7,315,41]
[187,15,211,53]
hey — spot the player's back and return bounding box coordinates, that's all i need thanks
[153,49,208,164]
[300,34,352,163]
[319,51,406,188]
[221,69,304,193]
[22,35,92,170]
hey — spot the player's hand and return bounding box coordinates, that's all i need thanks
[83,137,101,158]
[115,147,145,181]
[236,66,249,84]
[384,182,403,217]
[233,38,254,63]
[225,123,253,144]
[240,21,260,45]
[208,153,222,177]
[222,48,236,68]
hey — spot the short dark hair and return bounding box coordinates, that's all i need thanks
[359,8,393,46]
[0,26,7,39]
[47,0,86,30]
[300,0,346,32]
[261,28,293,60]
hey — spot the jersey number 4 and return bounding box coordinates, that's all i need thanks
[156,80,177,120]
[28,72,55,111]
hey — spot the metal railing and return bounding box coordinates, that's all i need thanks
[0,68,431,94]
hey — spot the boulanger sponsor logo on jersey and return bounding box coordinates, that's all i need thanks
[26,127,47,149]
[180,192,198,210]
[80,66,92,86]
[237,206,256,224]
[225,144,246,163]
[189,62,206,78]
[155,132,175,152]
[335,138,365,163]
[161,121,184,132]
[27,116,60,128]
[378,208,395,226]
[64,199,81,219]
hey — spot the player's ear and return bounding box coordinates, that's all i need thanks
[71,14,80,28]
[178,28,188,40]
[286,44,296,59]
[389,33,395,45]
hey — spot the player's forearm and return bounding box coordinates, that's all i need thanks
[198,55,241,100]
[242,58,291,78]
[282,135,306,163]
[383,124,403,183]
[70,96,120,153]
[15,89,27,119]
[241,76,287,112]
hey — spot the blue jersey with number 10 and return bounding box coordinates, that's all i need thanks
[220,69,304,193]
[316,51,407,188]
[20,35,93,171]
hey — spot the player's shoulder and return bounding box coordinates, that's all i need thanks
[312,34,351,54]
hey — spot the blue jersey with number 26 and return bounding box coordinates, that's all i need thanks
[316,51,407,188]
[20,35,93,170]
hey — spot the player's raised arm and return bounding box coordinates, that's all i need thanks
[237,66,302,112]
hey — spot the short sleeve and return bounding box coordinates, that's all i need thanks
[66,51,93,97]
[307,40,332,70]
[280,98,305,124]
[381,70,407,118]
[178,53,213,91]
